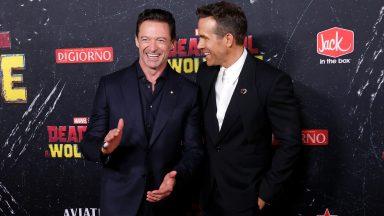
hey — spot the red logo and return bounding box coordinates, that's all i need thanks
[317,208,337,216]
[272,129,328,146]
[56,47,113,64]
[317,27,354,58]
[0,31,11,48]
[302,129,328,146]
[73,117,89,125]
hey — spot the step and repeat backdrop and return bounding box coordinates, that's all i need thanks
[0,0,383,215]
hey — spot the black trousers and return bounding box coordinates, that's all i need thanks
[137,199,154,216]
[136,194,187,216]
[201,182,260,216]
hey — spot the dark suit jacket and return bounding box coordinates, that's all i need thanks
[197,53,301,213]
[80,61,203,216]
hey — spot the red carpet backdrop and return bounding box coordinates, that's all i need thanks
[0,0,383,215]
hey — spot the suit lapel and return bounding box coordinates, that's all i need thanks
[237,54,261,139]
[201,66,220,144]
[200,65,220,110]
[119,62,148,146]
[149,67,180,147]
[217,53,257,143]
[205,83,220,144]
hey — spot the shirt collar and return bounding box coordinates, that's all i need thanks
[136,62,169,81]
[219,48,248,85]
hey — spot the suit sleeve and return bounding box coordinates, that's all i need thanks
[259,73,301,203]
[173,85,204,180]
[80,76,110,163]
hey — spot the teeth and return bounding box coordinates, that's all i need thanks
[147,54,159,57]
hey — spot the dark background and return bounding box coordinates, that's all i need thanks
[0,0,383,215]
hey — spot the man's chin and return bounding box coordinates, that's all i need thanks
[144,61,168,70]
[144,60,160,68]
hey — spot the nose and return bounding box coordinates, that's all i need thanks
[148,39,157,52]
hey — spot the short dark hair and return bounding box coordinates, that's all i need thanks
[136,9,176,41]
[196,1,247,45]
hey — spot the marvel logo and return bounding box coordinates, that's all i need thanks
[317,27,354,58]
[73,117,89,124]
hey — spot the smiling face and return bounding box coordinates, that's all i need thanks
[197,16,228,66]
[135,20,174,74]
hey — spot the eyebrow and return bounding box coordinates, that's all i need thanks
[139,36,168,40]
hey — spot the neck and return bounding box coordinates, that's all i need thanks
[139,60,166,84]
[222,45,244,68]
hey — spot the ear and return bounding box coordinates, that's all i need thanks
[225,33,235,48]
[135,36,139,48]
[171,39,176,50]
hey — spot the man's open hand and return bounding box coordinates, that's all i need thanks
[101,118,124,155]
[146,171,177,202]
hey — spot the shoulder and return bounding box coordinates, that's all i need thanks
[100,62,136,84]
[168,69,199,106]
[246,56,292,85]
[251,56,285,77]
[169,69,198,92]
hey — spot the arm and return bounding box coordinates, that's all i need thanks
[80,76,125,164]
[258,73,301,204]
[80,77,109,163]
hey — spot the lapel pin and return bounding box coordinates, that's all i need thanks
[170,90,174,94]
[240,88,247,95]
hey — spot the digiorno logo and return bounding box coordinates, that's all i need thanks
[317,27,354,58]
[302,129,328,146]
[56,47,113,64]
[45,117,89,158]
[272,129,328,146]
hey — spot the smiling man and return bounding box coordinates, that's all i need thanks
[81,9,203,216]
[196,1,301,216]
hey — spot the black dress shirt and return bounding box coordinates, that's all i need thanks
[136,64,168,141]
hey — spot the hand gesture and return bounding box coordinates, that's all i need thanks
[101,118,124,155]
[146,171,177,202]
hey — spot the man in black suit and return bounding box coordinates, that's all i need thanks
[196,2,301,216]
[80,9,203,216]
